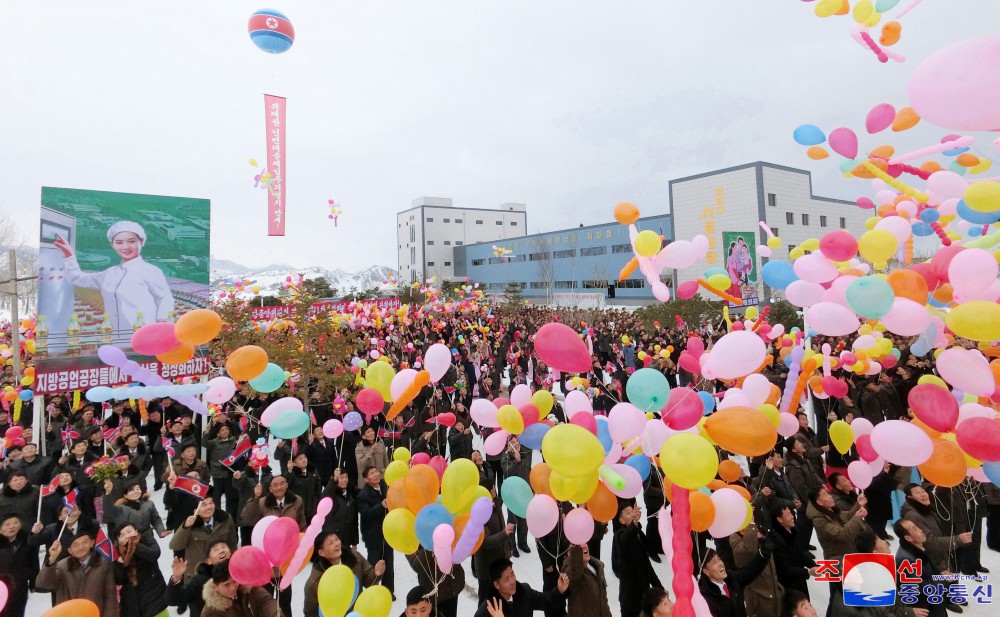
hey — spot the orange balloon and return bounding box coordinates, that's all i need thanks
[727,484,752,502]
[174,309,223,346]
[807,146,829,160]
[887,269,929,304]
[766,384,781,406]
[530,462,554,498]
[718,460,742,483]
[880,20,901,46]
[704,407,779,457]
[404,464,440,514]
[157,342,195,365]
[387,478,409,511]
[877,204,896,217]
[892,107,920,132]
[991,359,1000,385]
[870,144,895,159]
[932,283,954,305]
[453,513,485,555]
[920,161,942,174]
[42,599,100,617]
[918,439,967,488]
[909,417,942,440]
[707,479,728,491]
[586,482,619,523]
[835,0,850,15]
[386,370,431,421]
[614,202,640,225]
[808,375,825,394]
[690,491,716,532]
[279,533,313,576]
[225,345,268,381]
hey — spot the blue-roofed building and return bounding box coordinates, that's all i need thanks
[454,214,673,306]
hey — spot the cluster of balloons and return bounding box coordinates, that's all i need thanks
[491,244,513,262]
[381,271,398,286]
[129,309,222,365]
[316,565,393,617]
[804,0,919,63]
[328,199,343,226]
[217,270,262,300]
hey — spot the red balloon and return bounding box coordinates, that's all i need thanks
[661,387,703,430]
[856,434,878,462]
[131,322,180,356]
[355,388,384,417]
[677,280,699,300]
[908,384,959,432]
[534,322,592,373]
[411,452,431,466]
[908,262,941,291]
[930,245,965,284]
[956,417,1000,462]
[570,411,598,435]
[229,546,272,586]
[436,412,457,428]
[518,405,539,429]
[493,397,511,408]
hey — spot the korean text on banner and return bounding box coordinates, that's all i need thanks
[265,94,287,236]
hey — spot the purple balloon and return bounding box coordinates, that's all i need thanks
[344,411,363,432]
[98,345,127,366]
[469,497,494,525]
[452,497,494,562]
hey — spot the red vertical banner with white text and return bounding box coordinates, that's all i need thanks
[265,94,286,236]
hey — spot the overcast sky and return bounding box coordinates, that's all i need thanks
[2,1,997,272]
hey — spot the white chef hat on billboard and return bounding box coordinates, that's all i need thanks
[107,221,147,243]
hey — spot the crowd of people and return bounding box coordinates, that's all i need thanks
[0,304,995,617]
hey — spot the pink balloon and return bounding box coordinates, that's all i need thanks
[936,348,995,397]
[866,103,896,134]
[806,302,861,337]
[263,516,300,566]
[819,230,859,262]
[563,508,596,545]
[131,322,180,356]
[870,420,933,466]
[705,331,766,380]
[205,377,237,405]
[641,419,671,454]
[322,419,344,439]
[432,524,455,574]
[4,426,23,440]
[534,322,592,373]
[571,411,598,435]
[607,463,643,499]
[436,412,457,428]
[390,369,418,401]
[908,384,959,432]
[355,388,385,417]
[230,546,272,586]
[484,429,510,456]
[471,399,500,428]
[828,127,859,159]
[881,298,931,337]
[927,171,969,199]
[821,275,858,308]
[874,216,912,245]
[949,248,999,297]
[855,434,878,462]
[847,460,873,490]
[777,413,799,438]
[493,397,511,408]
[956,417,1000,463]
[908,36,1000,131]
[424,343,453,383]
[708,488,747,538]
[411,452,431,466]
[661,388,703,431]
[526,494,559,537]
[564,390,593,415]
[260,397,303,427]
[957,403,998,427]
[429,455,448,481]
[609,403,646,443]
[850,417,875,437]
[676,280,699,300]
[793,253,840,284]
[784,280,826,308]
[510,384,532,408]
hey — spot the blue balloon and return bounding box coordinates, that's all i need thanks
[626,368,671,412]
[845,277,894,320]
[625,454,651,481]
[248,9,295,54]
[761,261,798,290]
[248,363,285,393]
[86,386,114,403]
[983,462,1000,487]
[792,124,826,146]
[918,209,940,223]
[18,389,33,401]
[698,390,716,415]
[415,504,453,550]
[942,146,969,157]
[957,200,1000,225]
[521,423,550,451]
[269,409,310,439]
[911,221,934,237]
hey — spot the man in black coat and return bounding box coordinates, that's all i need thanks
[356,465,394,593]
[698,545,770,617]
[612,500,662,617]
[473,557,568,617]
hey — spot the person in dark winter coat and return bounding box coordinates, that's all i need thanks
[306,426,339,483]
[500,435,532,555]
[231,468,272,546]
[203,425,239,517]
[405,546,466,617]
[113,523,168,617]
[613,501,662,617]
[9,443,55,486]
[564,543,613,617]
[286,451,323,516]
[794,413,828,476]
[473,557,569,617]
[200,560,279,617]
[768,505,818,599]
[473,477,514,605]
[169,494,239,580]
[36,531,119,617]
[697,546,770,617]
[899,483,971,572]
[752,452,800,532]
[894,519,947,617]
[41,471,96,525]
[0,513,38,617]
[785,439,825,553]
[356,465,394,593]
[165,540,233,617]
[117,432,154,481]
[28,506,100,564]
[103,480,168,542]
[321,468,359,547]
[447,421,473,461]
[0,473,39,532]
[864,462,899,541]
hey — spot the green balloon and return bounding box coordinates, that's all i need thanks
[500,476,533,519]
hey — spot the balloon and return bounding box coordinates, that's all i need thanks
[586,482,619,523]
[908,384,959,432]
[614,202,640,225]
[785,280,826,308]
[251,516,277,553]
[881,298,931,337]
[534,322,591,373]
[793,124,826,146]
[415,504,453,551]
[635,230,661,257]
[908,37,1000,132]
[956,418,1000,463]
[248,9,295,54]
[794,253,840,284]
[354,585,393,617]
[520,422,550,451]
[260,397,303,427]
[270,409,310,439]
[542,423,607,478]
[226,345,269,381]
[828,127,859,159]
[317,564,359,617]
[866,103,896,133]
[659,433,718,489]
[564,390,593,416]
[661,387,704,430]
[857,229,898,265]
[550,469,599,503]
[484,429,510,457]
[248,363,286,393]
[624,453,652,481]
[441,458,479,513]
[708,488,749,538]
[229,546,273,586]
[97,345,127,366]
[526,494,559,537]
[829,420,855,455]
[936,347,995,397]
[703,407,777,457]
[263,516,300,566]
[761,261,798,290]
[531,390,554,416]
[718,460,741,483]
[850,417,875,437]
[404,465,441,514]
[845,277,894,320]
[886,269,928,304]
[204,377,237,404]
[156,342,194,364]
[471,399,500,428]
[383,508,419,553]
[946,301,1000,342]
[806,302,861,337]
[847,460,873,490]
[563,508,595,545]
[500,476,533,518]
[949,248,999,297]
[918,440,968,488]
[174,308,222,346]
[343,411,363,432]
[389,369,418,401]
[689,491,716,532]
[365,362,396,402]
[40,599,100,617]
[131,322,180,356]
[323,419,344,439]
[870,420,934,466]
[608,403,647,443]
[626,368,670,412]
[705,331,766,380]
[424,343,453,383]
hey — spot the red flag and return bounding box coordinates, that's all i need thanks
[221,434,252,469]
[40,476,60,498]
[95,528,119,562]
[61,428,80,444]
[62,487,79,510]
[264,94,287,236]
[102,424,121,443]
[173,475,211,499]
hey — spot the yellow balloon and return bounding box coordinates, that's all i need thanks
[384,460,409,486]
[365,362,396,402]
[767,236,782,249]
[549,469,599,503]
[964,180,1000,213]
[354,585,393,617]
[852,0,874,23]
[497,404,525,435]
[946,301,1000,342]
[800,238,820,252]
[759,404,780,428]
[707,273,732,291]
[541,424,606,478]
[659,433,718,490]
[249,158,258,167]
[815,0,843,17]
[634,230,661,257]
[745,306,759,320]
[917,374,948,388]
[442,458,480,513]
[531,390,554,417]
[829,420,855,455]
[383,508,419,553]
[393,447,411,463]
[317,564,357,617]
[858,229,898,264]
[455,485,492,516]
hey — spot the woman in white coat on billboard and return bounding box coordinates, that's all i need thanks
[54,221,174,333]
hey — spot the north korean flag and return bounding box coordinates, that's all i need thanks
[40,475,60,498]
[61,428,80,444]
[220,434,252,469]
[95,528,119,562]
[173,474,211,499]
[62,487,79,510]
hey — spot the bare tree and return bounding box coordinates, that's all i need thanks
[535,254,555,305]
[0,213,36,315]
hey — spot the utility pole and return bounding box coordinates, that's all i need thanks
[9,249,18,379]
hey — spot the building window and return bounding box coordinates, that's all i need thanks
[444,261,451,266]
[455,218,463,223]
[582,280,606,289]
[801,213,810,226]
[427,240,434,246]
[820,215,827,227]
[611,243,632,254]
[530,281,549,289]
[409,226,415,242]
[456,241,463,246]
[476,220,483,225]
[444,241,451,246]
[768,193,777,207]
[554,281,577,289]
[840,217,846,229]
[488,282,505,290]
[495,220,503,226]
[580,246,607,257]
[553,249,576,259]
[410,247,415,264]
[488,257,502,265]
[427,261,435,266]
[509,255,526,263]
[443,218,450,223]
[771,228,778,237]
[426,218,434,223]
[785,212,794,225]
[472,259,484,266]
[618,279,646,289]
[511,221,518,226]
[529,252,550,261]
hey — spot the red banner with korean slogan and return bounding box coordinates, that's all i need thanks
[249,297,401,321]
[265,94,287,236]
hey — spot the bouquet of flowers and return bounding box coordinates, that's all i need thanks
[85,455,130,483]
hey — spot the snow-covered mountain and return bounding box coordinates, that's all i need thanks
[211,257,397,297]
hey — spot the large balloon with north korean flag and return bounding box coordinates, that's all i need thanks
[248,9,295,54]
